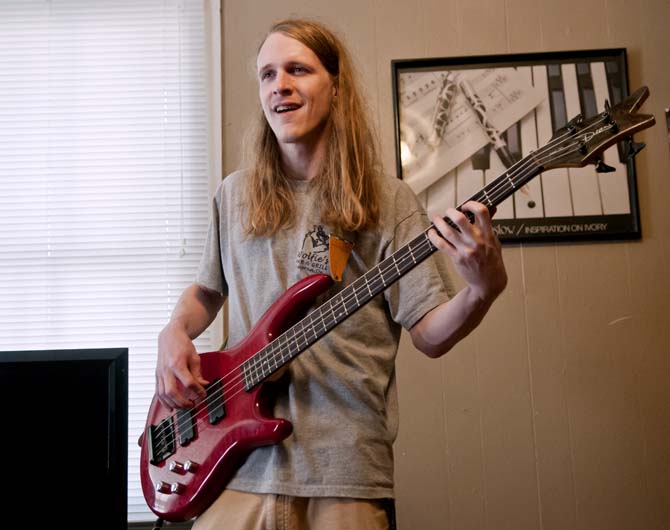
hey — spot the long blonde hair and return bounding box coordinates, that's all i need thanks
[243,18,381,238]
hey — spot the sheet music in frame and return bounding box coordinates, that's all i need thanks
[398,67,545,194]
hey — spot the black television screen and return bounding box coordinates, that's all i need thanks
[0,348,128,529]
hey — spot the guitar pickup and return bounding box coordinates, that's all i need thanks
[176,409,195,446]
[147,416,176,465]
[206,379,225,425]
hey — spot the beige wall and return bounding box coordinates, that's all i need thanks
[221,1,670,529]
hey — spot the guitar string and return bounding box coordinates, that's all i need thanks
[217,115,613,395]
[149,117,608,451]
[150,116,611,449]
[149,116,610,449]
[186,113,609,402]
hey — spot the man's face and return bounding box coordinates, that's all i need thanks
[257,32,335,150]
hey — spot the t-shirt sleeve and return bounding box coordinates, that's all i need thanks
[195,183,228,297]
[383,181,456,330]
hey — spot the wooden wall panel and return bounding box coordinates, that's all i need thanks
[395,331,451,530]
[441,336,487,530]
[522,245,578,530]
[370,0,425,180]
[453,0,508,55]
[539,0,610,50]
[557,243,649,530]
[455,249,541,530]
[504,0,543,52]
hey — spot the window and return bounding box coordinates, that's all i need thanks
[0,0,222,522]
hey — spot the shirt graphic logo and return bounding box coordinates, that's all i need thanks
[296,224,329,275]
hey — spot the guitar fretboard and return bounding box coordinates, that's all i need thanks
[240,155,545,390]
[241,228,437,389]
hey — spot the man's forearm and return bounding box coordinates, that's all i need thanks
[409,284,499,358]
[167,283,225,339]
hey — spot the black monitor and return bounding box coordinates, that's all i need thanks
[0,348,128,529]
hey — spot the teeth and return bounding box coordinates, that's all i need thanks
[276,104,299,113]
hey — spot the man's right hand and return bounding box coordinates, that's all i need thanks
[156,321,210,410]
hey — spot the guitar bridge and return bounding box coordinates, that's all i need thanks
[147,416,176,465]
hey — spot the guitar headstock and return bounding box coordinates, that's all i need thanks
[541,86,656,172]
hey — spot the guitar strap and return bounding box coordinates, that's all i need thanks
[328,227,355,282]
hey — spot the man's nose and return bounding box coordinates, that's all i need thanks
[272,71,292,95]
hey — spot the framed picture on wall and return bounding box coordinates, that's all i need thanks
[391,48,642,243]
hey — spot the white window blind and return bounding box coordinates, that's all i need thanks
[0,0,222,522]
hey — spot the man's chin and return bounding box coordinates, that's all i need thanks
[272,123,328,148]
[275,132,305,145]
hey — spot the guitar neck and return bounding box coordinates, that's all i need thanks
[464,153,543,213]
[241,152,545,389]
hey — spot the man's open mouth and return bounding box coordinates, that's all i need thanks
[275,103,301,113]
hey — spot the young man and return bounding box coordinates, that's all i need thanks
[155,18,507,530]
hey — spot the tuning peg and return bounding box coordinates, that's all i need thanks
[567,113,584,128]
[626,137,646,159]
[601,101,619,132]
[595,158,616,173]
[578,141,588,155]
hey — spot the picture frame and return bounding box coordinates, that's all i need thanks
[391,48,641,243]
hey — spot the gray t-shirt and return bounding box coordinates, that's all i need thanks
[196,170,455,499]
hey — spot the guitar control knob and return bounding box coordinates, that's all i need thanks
[170,482,185,494]
[169,461,185,474]
[155,481,171,494]
[184,460,199,473]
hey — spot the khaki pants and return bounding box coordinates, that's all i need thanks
[192,489,391,530]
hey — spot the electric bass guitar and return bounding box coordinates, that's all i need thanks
[139,86,655,522]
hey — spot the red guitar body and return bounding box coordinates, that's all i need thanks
[139,273,333,522]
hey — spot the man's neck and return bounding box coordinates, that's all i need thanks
[279,136,328,181]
